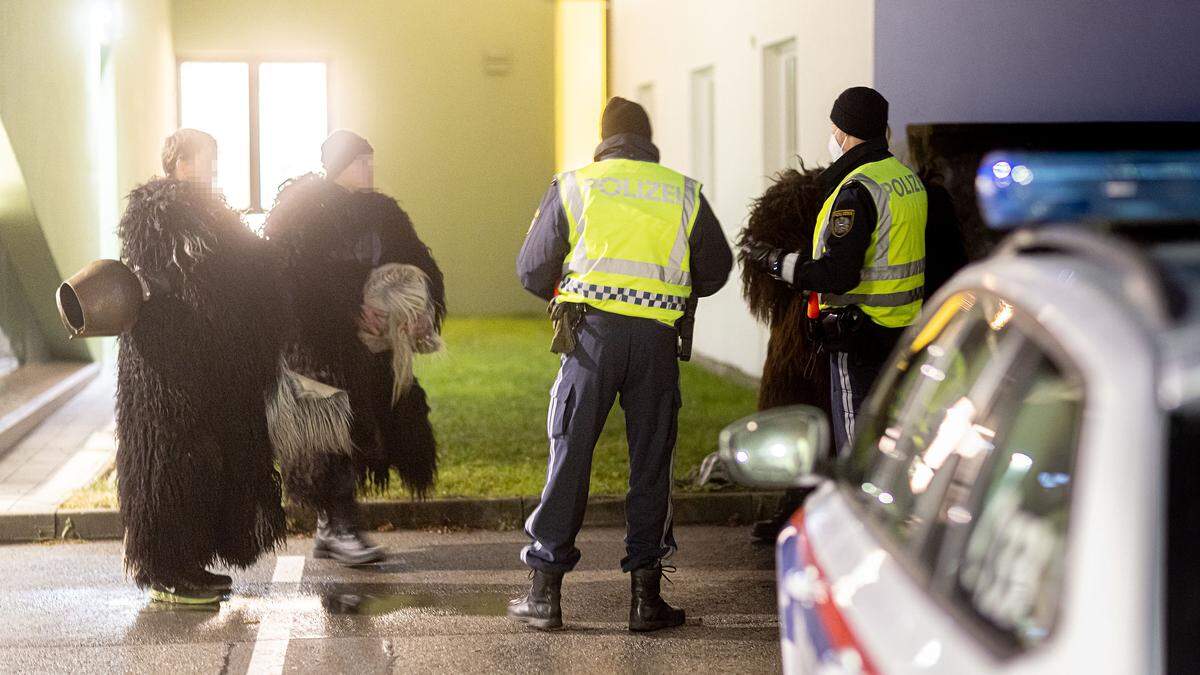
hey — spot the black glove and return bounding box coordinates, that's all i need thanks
[741,239,787,281]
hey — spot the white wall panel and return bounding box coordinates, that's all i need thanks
[609,0,874,376]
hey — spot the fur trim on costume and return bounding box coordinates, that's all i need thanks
[115,178,286,587]
[359,263,445,404]
[738,166,834,415]
[268,365,355,460]
[267,365,357,508]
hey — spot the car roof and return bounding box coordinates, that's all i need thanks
[971,149,1200,411]
[978,226,1200,411]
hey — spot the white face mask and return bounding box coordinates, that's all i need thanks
[828,132,845,161]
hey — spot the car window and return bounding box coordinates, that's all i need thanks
[841,292,1020,569]
[840,290,1084,653]
[941,350,1083,648]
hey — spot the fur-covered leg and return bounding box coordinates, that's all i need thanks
[117,428,221,588]
[368,357,437,496]
[281,452,359,515]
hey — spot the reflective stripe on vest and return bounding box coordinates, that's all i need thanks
[813,156,928,328]
[555,159,702,324]
[559,277,688,313]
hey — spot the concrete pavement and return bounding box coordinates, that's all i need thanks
[0,367,115,536]
[0,525,781,673]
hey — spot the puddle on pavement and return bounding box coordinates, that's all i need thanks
[116,584,512,621]
[137,601,222,613]
[320,590,510,617]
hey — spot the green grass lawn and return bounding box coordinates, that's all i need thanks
[65,316,757,508]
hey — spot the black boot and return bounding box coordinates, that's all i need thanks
[751,488,810,542]
[629,566,685,632]
[313,512,385,566]
[507,569,564,630]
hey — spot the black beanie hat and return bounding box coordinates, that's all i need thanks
[601,96,652,141]
[830,86,889,140]
[322,129,374,179]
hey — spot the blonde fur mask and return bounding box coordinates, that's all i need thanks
[359,263,445,403]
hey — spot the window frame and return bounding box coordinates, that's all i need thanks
[175,54,332,214]
[761,37,798,182]
[634,81,656,131]
[833,287,1089,660]
[688,65,716,203]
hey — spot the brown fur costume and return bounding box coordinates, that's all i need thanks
[737,166,832,416]
[115,178,286,587]
[263,174,443,507]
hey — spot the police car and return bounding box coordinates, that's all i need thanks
[720,152,1200,674]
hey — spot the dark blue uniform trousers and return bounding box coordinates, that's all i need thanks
[829,324,900,455]
[829,350,884,456]
[521,308,680,574]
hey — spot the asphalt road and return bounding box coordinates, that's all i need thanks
[0,525,780,673]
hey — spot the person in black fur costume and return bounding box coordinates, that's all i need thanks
[735,165,834,542]
[738,166,833,414]
[116,129,286,604]
[264,129,444,565]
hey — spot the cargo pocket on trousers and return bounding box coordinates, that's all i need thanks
[550,385,575,439]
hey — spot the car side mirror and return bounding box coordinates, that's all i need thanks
[718,405,831,489]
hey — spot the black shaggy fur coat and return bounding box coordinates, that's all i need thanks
[737,168,832,418]
[115,178,286,587]
[263,174,443,505]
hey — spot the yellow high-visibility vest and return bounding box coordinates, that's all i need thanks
[555,159,703,324]
[813,156,928,328]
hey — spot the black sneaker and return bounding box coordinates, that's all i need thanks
[314,516,386,566]
[148,583,221,606]
[507,569,564,631]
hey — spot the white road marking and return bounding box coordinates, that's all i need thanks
[272,555,307,584]
[246,555,305,675]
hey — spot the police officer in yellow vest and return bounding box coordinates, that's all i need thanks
[510,97,732,631]
[745,86,927,455]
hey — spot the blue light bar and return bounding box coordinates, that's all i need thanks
[976,151,1200,229]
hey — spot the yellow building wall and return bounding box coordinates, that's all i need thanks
[555,0,607,172]
[114,0,179,222]
[0,0,176,361]
[171,0,557,316]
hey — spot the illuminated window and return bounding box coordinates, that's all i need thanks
[259,63,328,209]
[179,62,251,209]
[178,60,328,216]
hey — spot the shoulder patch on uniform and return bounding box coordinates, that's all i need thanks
[830,209,855,238]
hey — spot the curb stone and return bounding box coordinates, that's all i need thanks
[0,491,785,543]
[0,512,56,542]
